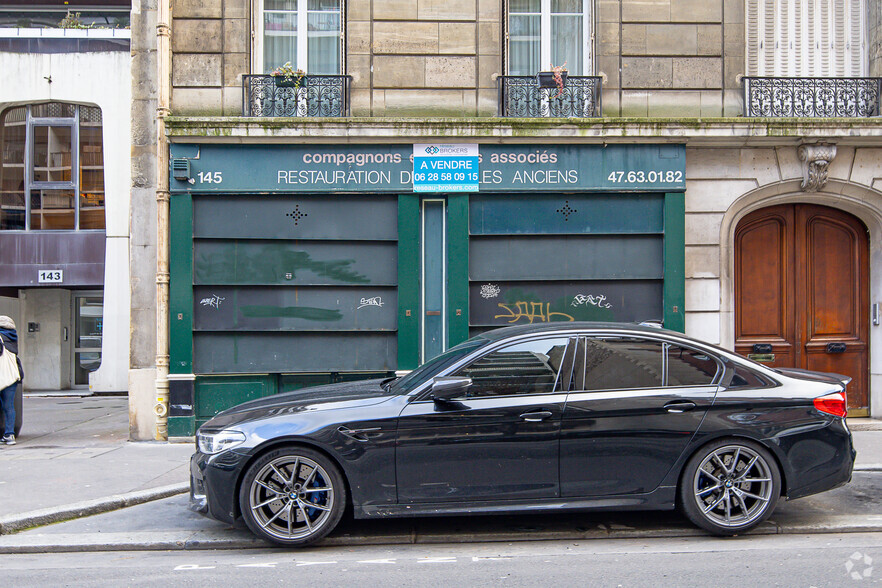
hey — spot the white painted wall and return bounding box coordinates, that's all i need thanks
[0,43,131,392]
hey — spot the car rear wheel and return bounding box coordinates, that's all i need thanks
[680,439,780,535]
[239,446,346,546]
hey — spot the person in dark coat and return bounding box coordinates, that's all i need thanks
[0,315,22,445]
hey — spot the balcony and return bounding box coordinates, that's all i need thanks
[742,77,882,118]
[497,75,602,118]
[243,75,352,117]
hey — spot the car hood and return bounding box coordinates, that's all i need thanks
[774,367,852,387]
[202,378,396,430]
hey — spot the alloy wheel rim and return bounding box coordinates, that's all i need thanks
[248,455,334,540]
[692,445,773,528]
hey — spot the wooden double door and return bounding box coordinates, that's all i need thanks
[735,204,869,413]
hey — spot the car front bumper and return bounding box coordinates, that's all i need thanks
[189,449,249,525]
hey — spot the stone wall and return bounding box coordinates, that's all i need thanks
[162,0,763,118]
[349,0,494,116]
[170,0,247,116]
[600,0,742,117]
[131,0,159,437]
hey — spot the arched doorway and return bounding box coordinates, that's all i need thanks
[734,204,869,414]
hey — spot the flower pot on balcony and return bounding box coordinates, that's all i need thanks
[274,76,301,88]
[537,71,567,88]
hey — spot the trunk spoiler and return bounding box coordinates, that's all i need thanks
[773,367,852,387]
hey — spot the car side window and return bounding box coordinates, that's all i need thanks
[583,337,664,391]
[727,365,776,389]
[452,337,570,398]
[666,345,719,386]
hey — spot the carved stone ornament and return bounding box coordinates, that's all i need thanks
[798,144,837,192]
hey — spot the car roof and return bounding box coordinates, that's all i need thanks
[477,321,679,341]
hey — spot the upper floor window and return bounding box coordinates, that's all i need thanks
[746,0,866,76]
[507,0,592,76]
[0,102,105,231]
[258,0,343,75]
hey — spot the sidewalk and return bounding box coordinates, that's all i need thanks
[0,395,880,553]
[0,396,191,529]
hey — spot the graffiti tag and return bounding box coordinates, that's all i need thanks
[571,294,612,309]
[357,296,384,310]
[480,283,501,299]
[495,301,574,324]
[199,295,225,310]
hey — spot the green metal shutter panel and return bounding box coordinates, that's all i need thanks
[192,193,398,374]
[468,193,665,335]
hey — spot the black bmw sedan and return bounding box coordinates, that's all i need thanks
[190,322,855,546]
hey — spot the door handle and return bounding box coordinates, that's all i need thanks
[825,342,847,354]
[520,410,553,422]
[664,401,697,413]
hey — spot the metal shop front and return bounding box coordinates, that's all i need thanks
[167,143,686,436]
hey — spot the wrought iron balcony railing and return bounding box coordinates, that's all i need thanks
[243,75,352,117]
[497,75,603,118]
[742,76,882,117]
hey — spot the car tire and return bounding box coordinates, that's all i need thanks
[679,438,781,536]
[239,446,346,547]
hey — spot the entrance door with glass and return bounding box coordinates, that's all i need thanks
[73,293,103,387]
[421,199,447,363]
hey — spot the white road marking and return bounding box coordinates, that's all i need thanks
[358,559,397,564]
[174,564,216,571]
[295,561,337,567]
[236,563,278,568]
[417,557,456,564]
[472,556,513,561]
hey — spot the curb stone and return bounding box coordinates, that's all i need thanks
[0,483,189,535]
[2,517,882,554]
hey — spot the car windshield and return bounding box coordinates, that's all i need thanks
[388,337,490,395]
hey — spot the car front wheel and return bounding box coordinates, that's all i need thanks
[239,446,346,546]
[680,439,780,535]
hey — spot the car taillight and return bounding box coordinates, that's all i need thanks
[814,392,847,418]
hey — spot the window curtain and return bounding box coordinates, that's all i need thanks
[264,0,297,72]
[551,0,583,74]
[263,0,341,74]
[509,0,541,76]
[307,3,341,75]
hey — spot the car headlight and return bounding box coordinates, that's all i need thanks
[197,430,246,454]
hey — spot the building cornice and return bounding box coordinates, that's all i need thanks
[164,116,882,147]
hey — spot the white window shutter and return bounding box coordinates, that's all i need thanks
[746,0,761,75]
[818,0,832,75]
[848,0,866,76]
[778,0,791,76]
[763,1,777,75]
[751,0,865,77]
[833,1,848,75]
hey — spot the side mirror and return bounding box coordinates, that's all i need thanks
[431,376,472,400]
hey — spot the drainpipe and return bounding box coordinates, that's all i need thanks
[154,0,172,440]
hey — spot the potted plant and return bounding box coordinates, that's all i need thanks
[536,62,568,97]
[271,62,306,89]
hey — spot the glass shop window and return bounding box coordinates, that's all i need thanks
[0,102,105,231]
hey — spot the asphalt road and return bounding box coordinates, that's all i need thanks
[2,532,881,587]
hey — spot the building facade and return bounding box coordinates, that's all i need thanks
[0,1,131,394]
[130,0,882,439]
